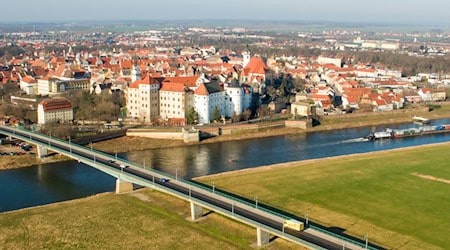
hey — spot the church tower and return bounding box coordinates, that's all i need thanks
[131,64,141,82]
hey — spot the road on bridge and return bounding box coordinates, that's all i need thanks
[0,125,372,250]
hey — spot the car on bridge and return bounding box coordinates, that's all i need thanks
[159,178,169,183]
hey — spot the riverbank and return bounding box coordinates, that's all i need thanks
[196,141,450,249]
[93,105,450,153]
[0,144,70,170]
[2,104,450,170]
[195,140,450,180]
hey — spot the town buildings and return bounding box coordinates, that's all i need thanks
[1,26,450,127]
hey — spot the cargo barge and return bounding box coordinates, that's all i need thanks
[364,125,450,141]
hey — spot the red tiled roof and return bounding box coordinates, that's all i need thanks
[160,82,188,92]
[243,57,267,75]
[194,83,209,96]
[310,93,331,101]
[120,60,133,69]
[39,98,72,112]
[164,76,200,88]
[129,75,160,89]
[22,76,37,83]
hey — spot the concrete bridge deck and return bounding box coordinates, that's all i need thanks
[0,125,379,250]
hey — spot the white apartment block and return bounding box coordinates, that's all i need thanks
[19,76,38,95]
[194,82,226,124]
[127,76,160,122]
[159,82,194,120]
[37,98,73,124]
[317,56,342,67]
[224,79,253,117]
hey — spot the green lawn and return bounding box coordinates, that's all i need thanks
[0,190,299,249]
[200,144,450,249]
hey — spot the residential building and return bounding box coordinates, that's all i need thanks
[418,88,446,102]
[37,98,73,124]
[194,82,225,124]
[127,76,161,122]
[224,79,253,117]
[317,56,342,67]
[19,76,38,95]
[159,82,194,121]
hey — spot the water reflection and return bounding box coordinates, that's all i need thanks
[121,119,450,179]
[0,162,114,212]
[2,118,450,212]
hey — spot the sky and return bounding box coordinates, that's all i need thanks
[1,0,450,26]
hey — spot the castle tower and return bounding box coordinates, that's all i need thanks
[131,64,141,82]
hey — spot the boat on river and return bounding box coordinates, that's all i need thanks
[412,116,431,124]
[365,125,450,141]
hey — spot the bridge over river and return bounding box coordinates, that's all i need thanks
[0,125,378,250]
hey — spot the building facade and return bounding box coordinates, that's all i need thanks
[127,76,160,122]
[194,82,226,124]
[159,82,194,120]
[37,98,73,124]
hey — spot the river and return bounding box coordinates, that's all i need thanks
[1,119,450,212]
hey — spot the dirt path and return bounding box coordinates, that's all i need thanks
[411,172,450,185]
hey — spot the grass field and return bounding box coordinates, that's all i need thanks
[199,143,450,249]
[0,189,300,249]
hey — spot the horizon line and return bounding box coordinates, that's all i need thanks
[0,18,448,28]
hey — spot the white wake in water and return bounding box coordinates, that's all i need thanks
[312,137,369,148]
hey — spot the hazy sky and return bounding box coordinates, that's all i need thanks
[1,0,450,25]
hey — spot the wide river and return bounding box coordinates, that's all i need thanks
[1,119,450,212]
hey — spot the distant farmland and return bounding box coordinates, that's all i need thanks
[200,143,450,249]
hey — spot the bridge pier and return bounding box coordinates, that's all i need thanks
[36,146,48,158]
[190,202,203,221]
[256,227,271,247]
[115,179,133,194]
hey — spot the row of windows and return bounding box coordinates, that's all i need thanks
[141,97,158,101]
[161,103,181,108]
[161,110,182,115]
[161,97,181,101]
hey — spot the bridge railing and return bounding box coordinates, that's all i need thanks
[309,224,376,250]
[119,169,325,250]
[10,127,376,249]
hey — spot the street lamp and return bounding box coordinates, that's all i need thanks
[255,195,258,209]
[364,234,369,249]
[69,136,72,154]
[212,182,215,194]
[120,164,124,179]
[175,168,178,180]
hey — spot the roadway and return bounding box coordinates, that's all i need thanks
[0,125,370,250]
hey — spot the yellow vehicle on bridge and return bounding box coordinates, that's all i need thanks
[283,219,304,231]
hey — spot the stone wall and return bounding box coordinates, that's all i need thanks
[285,120,311,129]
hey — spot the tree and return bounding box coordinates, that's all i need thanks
[212,106,221,122]
[186,107,198,125]
[243,109,252,121]
[0,82,19,98]
[232,112,242,123]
